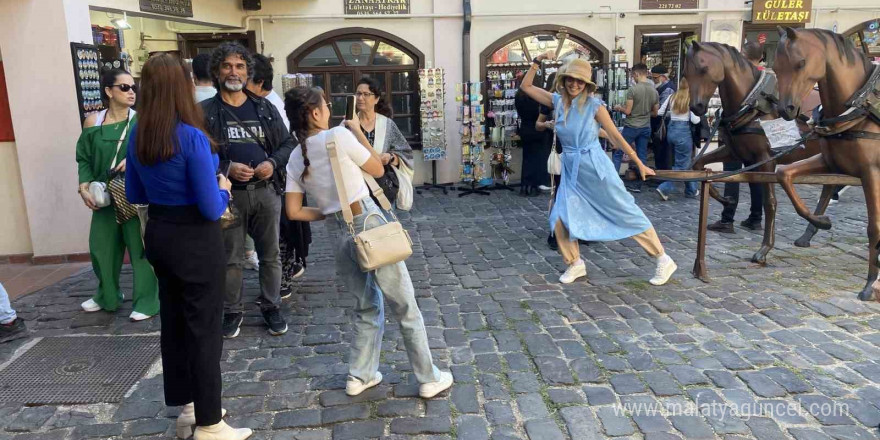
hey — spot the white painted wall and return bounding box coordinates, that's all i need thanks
[0,142,33,255]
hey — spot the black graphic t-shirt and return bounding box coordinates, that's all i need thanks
[224,100,267,183]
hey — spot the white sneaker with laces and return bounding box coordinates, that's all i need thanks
[559,259,587,284]
[81,299,101,312]
[656,188,669,201]
[650,255,678,286]
[538,185,552,191]
[346,372,382,396]
[129,311,153,322]
[243,252,259,271]
[419,371,454,399]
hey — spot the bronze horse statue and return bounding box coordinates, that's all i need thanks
[773,27,880,301]
[683,41,832,264]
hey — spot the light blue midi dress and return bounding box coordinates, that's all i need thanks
[549,93,653,241]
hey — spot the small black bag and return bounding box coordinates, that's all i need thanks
[370,164,399,206]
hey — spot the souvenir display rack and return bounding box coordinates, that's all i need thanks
[485,70,520,191]
[457,81,490,197]
[417,68,453,194]
[593,62,629,152]
[70,42,105,123]
[281,73,316,94]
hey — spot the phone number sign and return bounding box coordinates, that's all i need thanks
[640,0,699,9]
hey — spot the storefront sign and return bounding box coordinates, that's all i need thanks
[751,0,812,24]
[344,0,410,15]
[640,0,699,10]
[140,0,193,18]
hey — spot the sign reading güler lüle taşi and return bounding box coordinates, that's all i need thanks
[140,0,193,18]
[345,0,410,15]
[752,0,812,24]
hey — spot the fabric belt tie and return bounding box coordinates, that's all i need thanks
[561,147,610,190]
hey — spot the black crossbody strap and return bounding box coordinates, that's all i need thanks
[222,104,269,154]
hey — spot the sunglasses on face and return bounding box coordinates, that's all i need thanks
[565,78,586,86]
[111,84,137,93]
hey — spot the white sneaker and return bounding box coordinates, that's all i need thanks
[129,311,154,322]
[419,371,454,399]
[243,252,259,271]
[346,372,382,396]
[559,260,587,284]
[538,185,552,191]
[649,255,678,286]
[81,299,101,312]
[193,420,252,440]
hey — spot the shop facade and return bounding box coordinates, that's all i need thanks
[0,0,877,260]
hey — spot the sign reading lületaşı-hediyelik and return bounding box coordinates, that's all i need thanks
[345,0,410,15]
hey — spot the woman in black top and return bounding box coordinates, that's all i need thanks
[515,89,552,196]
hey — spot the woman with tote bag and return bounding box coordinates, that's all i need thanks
[355,77,415,210]
[283,87,453,399]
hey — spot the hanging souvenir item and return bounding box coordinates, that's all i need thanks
[419,68,447,161]
[459,81,486,183]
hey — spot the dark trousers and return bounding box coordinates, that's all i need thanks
[224,184,282,313]
[719,160,763,223]
[144,204,225,427]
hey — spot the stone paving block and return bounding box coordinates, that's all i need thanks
[822,425,877,440]
[738,372,788,398]
[450,384,479,414]
[788,428,835,440]
[7,406,56,432]
[389,417,451,435]
[596,406,636,437]
[667,365,710,386]
[273,409,322,429]
[524,418,564,440]
[516,393,550,420]
[321,404,370,424]
[71,423,123,439]
[610,373,647,395]
[533,356,575,385]
[559,406,602,438]
[668,415,715,440]
[457,415,489,440]
[796,395,855,426]
[744,417,788,440]
[583,386,617,406]
[642,371,684,396]
[485,401,516,426]
[332,420,384,440]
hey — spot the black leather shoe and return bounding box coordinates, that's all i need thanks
[740,218,762,230]
[547,234,558,250]
[707,221,735,234]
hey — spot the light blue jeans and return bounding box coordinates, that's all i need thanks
[657,121,698,197]
[334,197,440,384]
[0,283,16,324]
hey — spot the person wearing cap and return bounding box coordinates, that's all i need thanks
[650,64,676,171]
[520,51,678,287]
[612,64,659,192]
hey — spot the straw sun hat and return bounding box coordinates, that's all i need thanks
[554,58,596,94]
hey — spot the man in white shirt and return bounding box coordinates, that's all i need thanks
[192,53,217,103]
[246,53,290,131]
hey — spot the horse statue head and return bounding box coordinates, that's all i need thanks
[683,41,725,116]
[775,26,872,121]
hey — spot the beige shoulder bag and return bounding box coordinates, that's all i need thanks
[326,135,413,272]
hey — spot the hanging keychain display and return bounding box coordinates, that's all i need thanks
[419,68,447,161]
[486,69,523,190]
[456,81,490,197]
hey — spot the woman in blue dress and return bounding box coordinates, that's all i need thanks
[520,53,677,286]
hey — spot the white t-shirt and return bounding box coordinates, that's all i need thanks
[285,127,372,215]
[265,90,291,131]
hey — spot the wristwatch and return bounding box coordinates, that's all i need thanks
[532,57,542,66]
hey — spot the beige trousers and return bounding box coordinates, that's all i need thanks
[555,220,664,266]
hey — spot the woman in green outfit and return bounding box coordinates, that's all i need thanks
[75,68,158,321]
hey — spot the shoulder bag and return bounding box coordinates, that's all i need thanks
[101,110,139,224]
[326,133,412,272]
[547,126,561,176]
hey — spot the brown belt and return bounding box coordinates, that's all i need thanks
[349,201,363,216]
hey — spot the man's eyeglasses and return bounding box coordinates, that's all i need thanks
[355,92,375,98]
[111,84,138,93]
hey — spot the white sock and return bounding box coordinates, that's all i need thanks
[656,253,671,263]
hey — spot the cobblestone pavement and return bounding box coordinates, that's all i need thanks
[2,184,880,440]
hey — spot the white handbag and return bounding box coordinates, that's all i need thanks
[89,181,111,208]
[326,135,413,272]
[547,127,561,176]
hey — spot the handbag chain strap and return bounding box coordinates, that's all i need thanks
[325,131,398,238]
[109,109,132,171]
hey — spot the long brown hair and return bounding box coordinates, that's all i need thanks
[284,87,325,181]
[135,53,214,165]
[671,78,691,115]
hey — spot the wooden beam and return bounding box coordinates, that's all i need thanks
[651,171,862,186]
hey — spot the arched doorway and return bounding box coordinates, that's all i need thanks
[844,19,880,60]
[288,28,424,146]
[479,25,609,85]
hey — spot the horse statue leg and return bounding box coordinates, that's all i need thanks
[776,155,833,230]
[752,161,777,264]
[794,184,837,247]
[858,175,880,301]
[692,144,736,206]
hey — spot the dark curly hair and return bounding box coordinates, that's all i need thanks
[209,42,254,90]
[100,68,130,105]
[356,77,392,118]
[284,87,326,181]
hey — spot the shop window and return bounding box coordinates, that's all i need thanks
[289,30,422,147]
[846,20,880,58]
[0,61,13,142]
